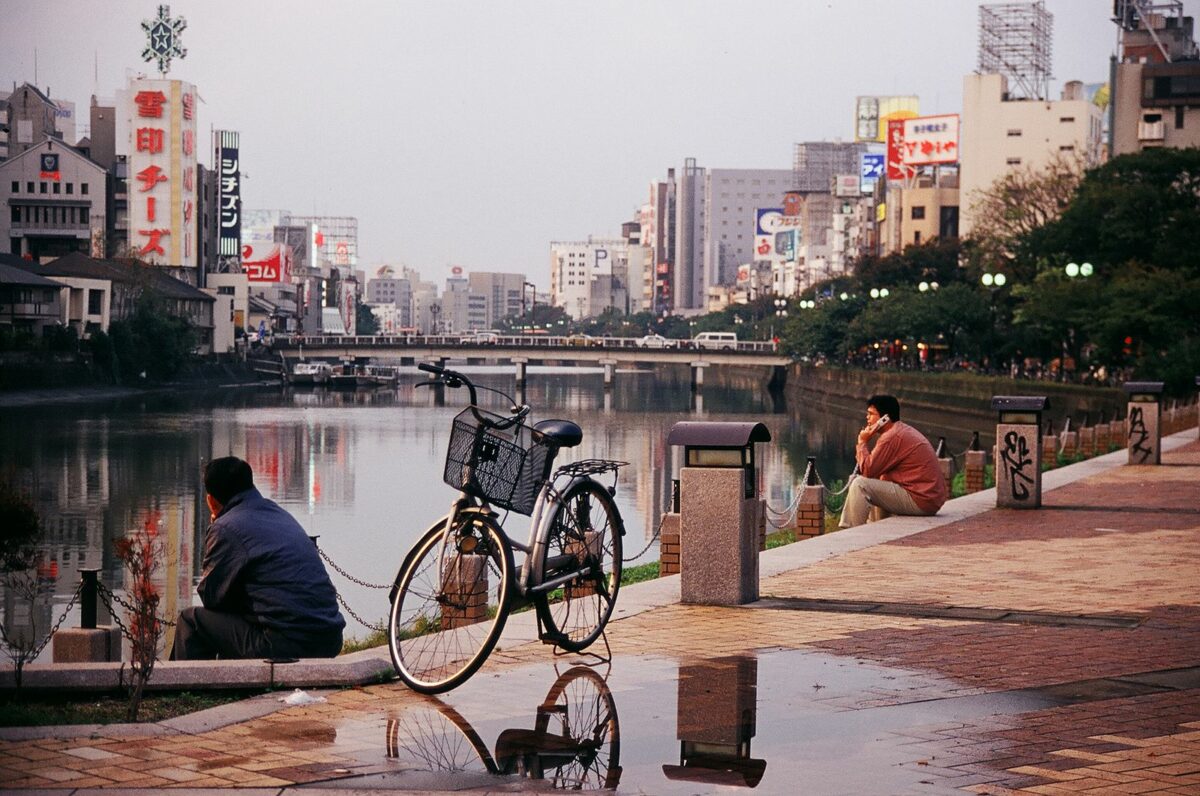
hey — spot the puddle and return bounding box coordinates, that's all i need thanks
[315,647,1079,794]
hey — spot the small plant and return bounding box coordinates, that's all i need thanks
[824,478,847,515]
[112,512,168,721]
[0,478,44,689]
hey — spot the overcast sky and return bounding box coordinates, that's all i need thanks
[3,1,1192,287]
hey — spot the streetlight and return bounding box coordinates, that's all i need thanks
[1065,262,1093,278]
[799,299,815,309]
[919,280,939,292]
[869,287,889,299]
[980,271,1008,372]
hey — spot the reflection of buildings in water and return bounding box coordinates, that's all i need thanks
[663,655,766,788]
[119,499,196,657]
[242,420,353,512]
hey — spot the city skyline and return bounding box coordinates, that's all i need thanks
[3,0,1183,288]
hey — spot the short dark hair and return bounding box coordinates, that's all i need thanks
[204,457,254,504]
[867,394,901,422]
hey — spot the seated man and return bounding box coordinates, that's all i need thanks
[171,456,345,660]
[839,394,947,528]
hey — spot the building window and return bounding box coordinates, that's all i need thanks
[218,286,235,295]
[10,181,17,193]
[1059,116,1075,123]
[40,182,48,194]
[26,182,33,192]
[1059,145,1075,152]
[81,183,89,195]
[1177,105,1186,129]
[88,289,104,315]
[66,183,74,194]
[914,230,922,245]
[911,206,926,220]
[52,182,61,194]
[1006,157,1022,165]
[1006,129,1022,136]
[10,207,18,223]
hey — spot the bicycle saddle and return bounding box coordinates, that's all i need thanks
[533,419,582,448]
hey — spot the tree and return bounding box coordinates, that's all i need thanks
[355,303,379,335]
[107,291,197,382]
[966,151,1085,281]
[0,478,44,689]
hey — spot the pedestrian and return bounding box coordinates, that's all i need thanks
[839,395,947,528]
[171,456,346,660]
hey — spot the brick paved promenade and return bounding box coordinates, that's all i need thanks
[1,432,1197,794]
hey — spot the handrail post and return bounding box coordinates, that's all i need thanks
[80,568,99,629]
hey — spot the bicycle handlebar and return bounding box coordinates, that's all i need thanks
[416,363,529,429]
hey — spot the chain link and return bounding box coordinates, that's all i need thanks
[317,546,391,590]
[0,581,85,662]
[336,592,385,633]
[622,512,662,563]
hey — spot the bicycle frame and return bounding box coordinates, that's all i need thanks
[432,467,599,605]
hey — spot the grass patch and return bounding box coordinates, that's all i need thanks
[620,560,659,585]
[0,689,257,727]
[342,627,388,654]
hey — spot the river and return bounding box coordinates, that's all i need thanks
[0,365,988,661]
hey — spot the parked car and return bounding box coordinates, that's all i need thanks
[565,333,597,347]
[637,334,672,349]
[468,331,500,345]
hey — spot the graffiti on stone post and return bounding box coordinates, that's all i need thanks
[1000,431,1035,500]
[1128,406,1153,463]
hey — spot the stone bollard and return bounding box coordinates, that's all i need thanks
[1059,418,1078,460]
[52,570,121,664]
[935,437,954,490]
[964,432,986,494]
[794,456,826,541]
[441,555,488,629]
[1079,413,1097,457]
[1124,381,1164,465]
[660,480,681,575]
[992,396,1048,509]
[668,422,771,605]
[1041,420,1058,468]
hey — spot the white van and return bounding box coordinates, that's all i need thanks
[692,331,738,350]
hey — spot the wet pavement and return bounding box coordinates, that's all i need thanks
[1,432,1198,794]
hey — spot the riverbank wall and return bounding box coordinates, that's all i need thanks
[784,365,1125,427]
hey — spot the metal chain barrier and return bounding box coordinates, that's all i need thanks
[335,592,385,633]
[623,512,662,563]
[0,581,84,662]
[316,545,391,590]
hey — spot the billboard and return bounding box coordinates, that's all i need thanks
[860,153,885,193]
[241,241,292,283]
[855,95,919,142]
[834,174,861,197]
[886,119,910,181]
[754,208,802,264]
[215,130,241,257]
[125,78,198,268]
[901,114,960,166]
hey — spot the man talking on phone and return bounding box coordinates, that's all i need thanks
[839,394,947,528]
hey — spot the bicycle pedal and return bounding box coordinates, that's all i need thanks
[539,629,571,647]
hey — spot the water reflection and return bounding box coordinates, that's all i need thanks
[385,665,621,790]
[663,655,766,788]
[0,367,988,661]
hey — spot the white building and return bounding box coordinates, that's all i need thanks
[960,73,1104,236]
[0,139,106,259]
[468,271,526,327]
[549,237,629,320]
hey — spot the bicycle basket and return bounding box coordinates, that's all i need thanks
[444,407,553,515]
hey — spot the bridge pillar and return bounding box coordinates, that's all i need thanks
[690,362,708,392]
[513,358,528,387]
[600,358,617,387]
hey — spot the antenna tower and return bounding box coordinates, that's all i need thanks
[978,1,1054,101]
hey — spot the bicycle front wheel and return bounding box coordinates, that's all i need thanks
[389,515,514,693]
[535,479,624,652]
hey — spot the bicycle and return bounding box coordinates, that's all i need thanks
[388,363,627,694]
[385,665,621,790]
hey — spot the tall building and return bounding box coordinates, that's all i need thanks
[959,74,1103,235]
[0,138,106,258]
[645,171,676,314]
[673,159,794,310]
[1111,1,1200,155]
[467,271,526,327]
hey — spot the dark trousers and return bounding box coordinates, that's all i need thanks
[170,606,342,661]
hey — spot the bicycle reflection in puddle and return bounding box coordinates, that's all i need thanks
[385,665,622,790]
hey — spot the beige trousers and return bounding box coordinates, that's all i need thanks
[838,476,926,528]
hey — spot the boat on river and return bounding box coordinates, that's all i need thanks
[330,362,398,389]
[290,361,333,386]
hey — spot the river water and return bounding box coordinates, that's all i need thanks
[0,366,986,660]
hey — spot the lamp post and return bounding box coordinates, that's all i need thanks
[1060,262,1093,382]
[981,271,1007,373]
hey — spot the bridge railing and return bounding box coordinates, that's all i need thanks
[273,334,779,355]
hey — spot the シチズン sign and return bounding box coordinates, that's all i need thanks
[126,78,198,268]
[215,130,241,257]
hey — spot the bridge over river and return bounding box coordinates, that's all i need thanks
[271,333,790,388]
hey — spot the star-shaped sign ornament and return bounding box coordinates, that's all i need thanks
[141,5,187,76]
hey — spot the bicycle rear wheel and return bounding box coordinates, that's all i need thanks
[389,514,513,693]
[534,479,624,652]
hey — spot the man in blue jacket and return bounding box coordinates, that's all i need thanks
[170,457,346,660]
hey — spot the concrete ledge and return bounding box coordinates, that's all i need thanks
[0,646,396,693]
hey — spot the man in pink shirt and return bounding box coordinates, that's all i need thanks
[839,394,948,528]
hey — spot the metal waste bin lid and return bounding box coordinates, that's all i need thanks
[667,421,772,447]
